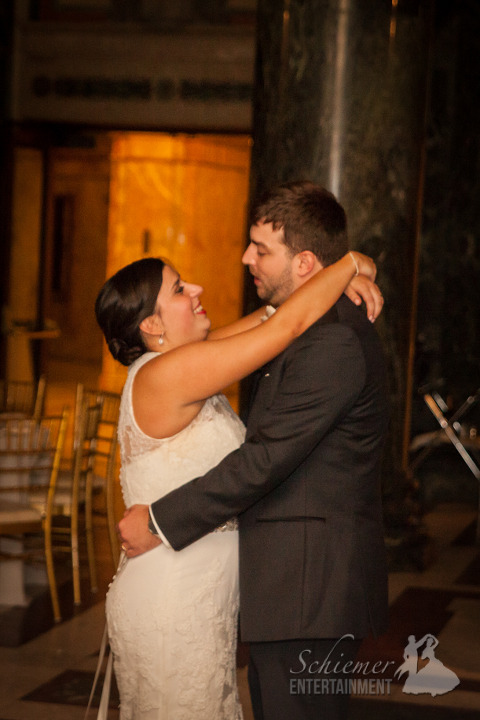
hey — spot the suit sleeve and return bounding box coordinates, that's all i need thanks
[151,324,366,549]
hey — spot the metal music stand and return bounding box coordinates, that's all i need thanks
[409,385,480,544]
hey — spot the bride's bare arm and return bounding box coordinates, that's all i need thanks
[207,306,269,341]
[345,275,383,319]
[135,252,377,434]
[208,273,383,342]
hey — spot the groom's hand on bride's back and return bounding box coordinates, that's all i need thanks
[118,504,162,557]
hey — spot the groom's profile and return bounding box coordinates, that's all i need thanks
[120,180,389,720]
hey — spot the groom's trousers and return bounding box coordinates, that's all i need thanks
[247,636,362,720]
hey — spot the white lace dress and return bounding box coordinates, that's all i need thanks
[106,352,246,720]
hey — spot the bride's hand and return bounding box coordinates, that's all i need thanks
[344,275,384,322]
[350,251,377,281]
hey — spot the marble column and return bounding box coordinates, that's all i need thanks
[247,0,434,546]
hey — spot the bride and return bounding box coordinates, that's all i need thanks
[95,250,381,719]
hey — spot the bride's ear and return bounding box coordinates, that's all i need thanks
[139,313,163,336]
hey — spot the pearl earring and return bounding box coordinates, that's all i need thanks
[158,333,164,346]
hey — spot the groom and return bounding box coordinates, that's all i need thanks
[119,181,389,719]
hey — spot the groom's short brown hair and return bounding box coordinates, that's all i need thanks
[250,180,349,267]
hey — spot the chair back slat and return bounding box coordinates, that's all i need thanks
[72,400,104,492]
[0,376,47,420]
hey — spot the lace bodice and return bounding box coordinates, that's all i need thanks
[117,352,246,509]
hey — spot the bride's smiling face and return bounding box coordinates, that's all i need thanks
[153,264,211,348]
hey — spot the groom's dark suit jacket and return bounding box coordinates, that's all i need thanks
[152,295,389,642]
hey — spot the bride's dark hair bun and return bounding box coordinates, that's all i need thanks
[95,258,165,367]
[107,338,144,366]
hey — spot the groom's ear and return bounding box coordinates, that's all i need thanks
[294,250,317,278]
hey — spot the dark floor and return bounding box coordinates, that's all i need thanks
[0,380,479,719]
[0,501,479,720]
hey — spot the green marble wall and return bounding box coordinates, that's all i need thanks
[248,0,431,478]
[246,0,480,542]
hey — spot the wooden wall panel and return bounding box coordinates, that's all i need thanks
[101,132,251,410]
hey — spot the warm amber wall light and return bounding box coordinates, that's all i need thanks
[101,132,252,411]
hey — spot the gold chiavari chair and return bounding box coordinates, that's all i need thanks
[0,408,70,623]
[63,385,121,588]
[48,400,103,607]
[86,388,121,573]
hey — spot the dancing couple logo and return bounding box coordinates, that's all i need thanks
[289,633,460,698]
[394,633,460,697]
